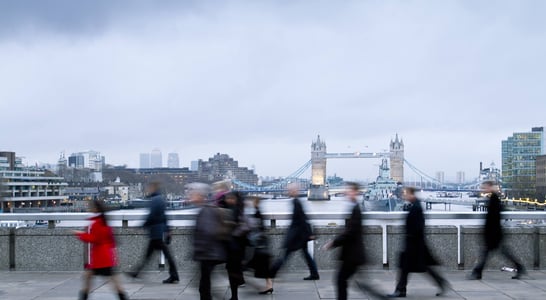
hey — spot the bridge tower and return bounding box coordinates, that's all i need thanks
[308,135,329,200]
[390,134,404,183]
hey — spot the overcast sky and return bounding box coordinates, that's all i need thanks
[1,1,545,182]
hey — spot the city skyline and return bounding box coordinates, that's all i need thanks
[1,1,546,180]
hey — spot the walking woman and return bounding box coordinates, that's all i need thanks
[247,196,274,294]
[220,191,250,300]
[74,199,127,300]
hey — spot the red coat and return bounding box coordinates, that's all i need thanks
[76,215,117,269]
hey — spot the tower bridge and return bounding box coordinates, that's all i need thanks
[308,134,404,200]
[230,134,480,196]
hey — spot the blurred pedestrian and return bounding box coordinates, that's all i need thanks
[246,196,274,294]
[468,181,526,280]
[387,187,448,298]
[323,182,385,300]
[270,183,320,281]
[129,181,179,283]
[74,199,127,300]
[190,183,233,300]
[219,191,250,300]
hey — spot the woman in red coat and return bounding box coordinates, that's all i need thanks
[74,199,128,300]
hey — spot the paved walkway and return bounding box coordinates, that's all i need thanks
[0,269,545,300]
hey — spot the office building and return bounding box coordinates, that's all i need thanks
[197,153,258,185]
[502,127,545,198]
[0,152,67,212]
[190,160,199,171]
[139,153,150,169]
[67,151,103,171]
[167,153,180,168]
[150,149,162,168]
[456,171,465,184]
[536,155,546,202]
[435,171,445,184]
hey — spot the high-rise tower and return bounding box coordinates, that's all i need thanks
[390,134,404,183]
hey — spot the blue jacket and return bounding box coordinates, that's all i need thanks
[143,192,168,240]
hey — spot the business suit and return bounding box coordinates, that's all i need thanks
[391,199,446,297]
[471,192,524,278]
[331,202,365,300]
[270,198,319,279]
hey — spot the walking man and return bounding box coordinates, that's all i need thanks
[270,183,319,280]
[388,187,447,298]
[323,182,385,300]
[468,180,525,280]
[129,181,179,283]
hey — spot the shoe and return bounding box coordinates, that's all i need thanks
[303,275,320,280]
[118,292,128,300]
[466,272,482,280]
[435,279,450,296]
[387,290,406,298]
[259,288,274,295]
[126,271,139,279]
[79,291,89,300]
[512,266,527,280]
[162,276,179,284]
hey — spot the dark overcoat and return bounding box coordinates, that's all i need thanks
[484,192,503,250]
[332,202,366,266]
[283,198,313,251]
[399,199,438,272]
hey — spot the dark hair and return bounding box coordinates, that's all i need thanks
[346,181,360,191]
[91,199,108,223]
[404,186,417,195]
[224,191,245,223]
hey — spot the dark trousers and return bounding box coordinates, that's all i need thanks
[473,244,523,274]
[135,239,178,277]
[271,243,319,277]
[337,262,358,300]
[226,239,246,300]
[199,261,218,300]
[395,266,445,293]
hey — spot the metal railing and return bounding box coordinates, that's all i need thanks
[2,211,545,266]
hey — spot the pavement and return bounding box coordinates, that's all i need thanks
[0,269,545,300]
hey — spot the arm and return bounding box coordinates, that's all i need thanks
[332,208,360,248]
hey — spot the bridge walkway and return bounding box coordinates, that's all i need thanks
[1,269,545,299]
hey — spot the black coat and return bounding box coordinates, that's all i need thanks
[400,199,438,272]
[283,198,313,251]
[143,192,168,240]
[484,192,503,250]
[193,205,228,262]
[332,202,366,265]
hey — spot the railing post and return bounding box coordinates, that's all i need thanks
[122,220,128,228]
[48,220,55,229]
[271,219,276,229]
[9,228,15,270]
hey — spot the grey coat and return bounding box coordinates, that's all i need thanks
[193,205,227,262]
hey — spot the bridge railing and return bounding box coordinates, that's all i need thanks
[2,211,545,269]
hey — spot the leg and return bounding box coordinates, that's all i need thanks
[301,244,319,278]
[426,266,448,295]
[270,250,291,278]
[500,244,525,278]
[109,274,128,300]
[394,268,409,295]
[199,261,215,300]
[159,241,179,278]
[471,249,490,278]
[337,262,357,300]
[134,239,156,275]
[80,270,93,300]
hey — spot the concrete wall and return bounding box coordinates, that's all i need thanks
[3,225,546,271]
[0,228,10,270]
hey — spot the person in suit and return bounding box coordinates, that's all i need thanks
[387,187,448,298]
[468,181,525,280]
[129,181,179,284]
[323,182,385,300]
[270,183,319,280]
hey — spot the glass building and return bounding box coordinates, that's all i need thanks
[502,127,545,198]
